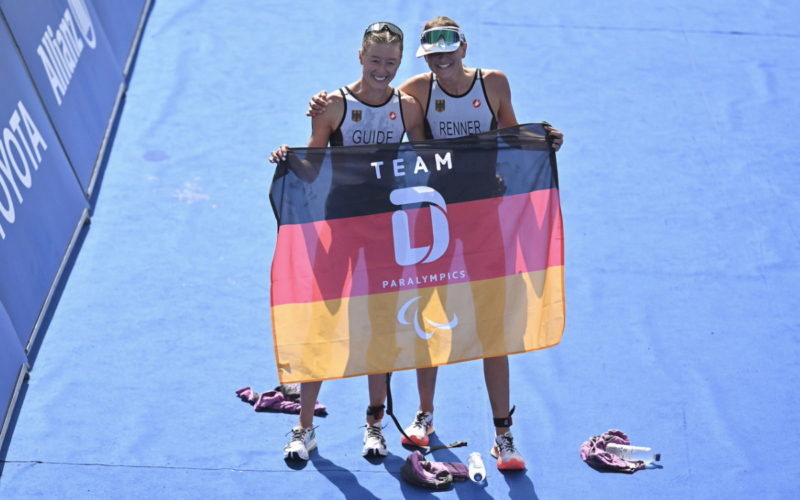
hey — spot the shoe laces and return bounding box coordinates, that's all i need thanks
[412,411,431,430]
[497,434,516,453]
[366,424,384,441]
[286,426,314,443]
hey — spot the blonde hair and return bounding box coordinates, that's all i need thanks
[362,29,403,54]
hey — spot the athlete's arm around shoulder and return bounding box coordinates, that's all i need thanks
[482,69,519,128]
[399,92,426,141]
[398,73,432,116]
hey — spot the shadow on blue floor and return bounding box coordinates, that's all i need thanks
[311,452,386,500]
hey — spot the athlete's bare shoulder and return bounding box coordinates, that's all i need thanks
[481,69,510,89]
[399,73,432,115]
[481,69,513,107]
[399,73,431,96]
[325,91,346,120]
[398,90,421,108]
[311,89,345,135]
[480,69,518,127]
[398,91,423,122]
[398,90,425,141]
[324,90,345,108]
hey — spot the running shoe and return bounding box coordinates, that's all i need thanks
[362,423,388,457]
[401,411,434,446]
[284,426,316,461]
[491,431,525,470]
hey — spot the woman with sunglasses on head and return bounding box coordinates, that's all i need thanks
[308,16,564,471]
[269,22,425,462]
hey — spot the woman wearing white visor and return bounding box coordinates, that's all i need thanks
[308,16,564,471]
[270,21,426,461]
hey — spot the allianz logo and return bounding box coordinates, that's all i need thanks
[37,0,97,106]
[390,186,457,338]
[0,101,49,240]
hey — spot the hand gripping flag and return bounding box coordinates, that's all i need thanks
[269,123,564,384]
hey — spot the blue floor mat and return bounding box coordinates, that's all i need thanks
[2,1,799,498]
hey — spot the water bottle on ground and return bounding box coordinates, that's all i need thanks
[606,443,661,464]
[468,452,486,482]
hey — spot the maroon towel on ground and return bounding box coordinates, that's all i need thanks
[236,387,327,415]
[580,429,645,474]
[236,387,259,404]
[400,451,469,490]
[427,460,469,481]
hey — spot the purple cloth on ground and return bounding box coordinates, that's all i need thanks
[400,451,470,489]
[427,460,469,482]
[580,429,646,474]
[235,387,259,404]
[401,451,453,490]
[236,386,327,415]
[253,390,327,415]
[274,384,301,403]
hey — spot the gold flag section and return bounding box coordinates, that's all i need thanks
[271,266,565,384]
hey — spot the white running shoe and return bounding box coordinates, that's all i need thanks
[401,411,434,446]
[490,431,525,470]
[284,426,316,461]
[362,423,388,457]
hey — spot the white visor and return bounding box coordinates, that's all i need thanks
[415,27,465,57]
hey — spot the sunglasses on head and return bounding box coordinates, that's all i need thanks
[364,22,404,40]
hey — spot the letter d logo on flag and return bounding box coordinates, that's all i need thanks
[390,187,449,266]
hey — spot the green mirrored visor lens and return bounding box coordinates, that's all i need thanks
[364,22,403,40]
[420,29,461,45]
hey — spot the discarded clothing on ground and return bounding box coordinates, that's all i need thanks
[236,385,327,415]
[580,429,645,474]
[401,450,469,490]
[235,387,259,404]
[273,383,301,402]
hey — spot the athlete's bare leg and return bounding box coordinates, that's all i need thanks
[416,366,438,413]
[299,381,322,428]
[367,373,387,425]
[484,355,511,436]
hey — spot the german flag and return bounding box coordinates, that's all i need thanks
[269,124,564,384]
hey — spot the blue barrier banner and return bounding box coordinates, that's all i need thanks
[0,0,122,195]
[1,301,27,446]
[0,17,89,349]
[88,0,147,76]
